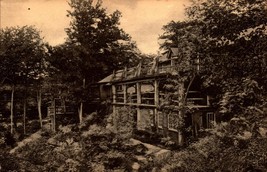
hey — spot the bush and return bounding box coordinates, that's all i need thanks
[107,106,136,140]
[161,111,267,172]
[0,151,20,171]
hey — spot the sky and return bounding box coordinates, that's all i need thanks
[1,0,190,54]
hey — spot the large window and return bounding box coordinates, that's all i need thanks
[141,81,154,105]
[115,85,124,103]
[204,112,216,128]
[126,83,137,103]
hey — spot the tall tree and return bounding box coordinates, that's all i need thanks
[0,26,47,132]
[186,0,267,115]
[66,0,140,80]
[159,0,267,121]
[65,0,140,122]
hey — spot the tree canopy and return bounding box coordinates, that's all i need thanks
[65,0,140,84]
[160,0,267,117]
[0,26,47,85]
[187,0,267,88]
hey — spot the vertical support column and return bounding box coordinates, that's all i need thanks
[136,82,141,130]
[51,98,56,132]
[10,86,14,134]
[137,82,141,104]
[111,85,117,130]
[196,58,200,73]
[178,82,184,145]
[154,80,159,128]
[207,95,210,106]
[112,85,116,116]
[123,84,127,104]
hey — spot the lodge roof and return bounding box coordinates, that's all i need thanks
[98,48,179,84]
[159,47,179,62]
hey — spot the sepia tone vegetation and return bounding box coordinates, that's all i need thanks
[0,0,267,171]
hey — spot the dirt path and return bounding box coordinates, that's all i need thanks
[9,131,42,154]
[9,123,51,154]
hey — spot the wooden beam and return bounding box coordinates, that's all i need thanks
[154,80,159,128]
[112,85,116,103]
[137,82,141,104]
[154,80,159,106]
[112,85,116,120]
[10,86,14,134]
[123,84,127,104]
[207,95,210,106]
[112,102,156,108]
[136,82,141,130]
[178,82,185,146]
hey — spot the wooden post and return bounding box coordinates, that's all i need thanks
[137,82,141,104]
[112,85,116,103]
[154,80,159,128]
[112,85,116,116]
[79,78,85,124]
[23,99,26,135]
[111,85,117,130]
[49,99,56,132]
[207,95,210,106]
[178,82,185,145]
[37,90,43,128]
[53,99,56,132]
[10,86,14,134]
[136,82,141,130]
[123,84,127,104]
[112,85,116,104]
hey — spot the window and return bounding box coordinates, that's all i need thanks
[116,85,123,92]
[205,112,215,128]
[115,85,124,103]
[141,81,154,105]
[126,84,137,103]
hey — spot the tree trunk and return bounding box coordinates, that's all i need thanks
[79,102,83,124]
[37,90,43,128]
[10,86,14,134]
[79,78,85,124]
[23,99,27,135]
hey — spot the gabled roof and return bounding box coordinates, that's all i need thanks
[159,53,168,62]
[98,48,180,84]
[98,73,115,84]
[170,47,179,57]
[159,47,179,62]
[98,70,123,84]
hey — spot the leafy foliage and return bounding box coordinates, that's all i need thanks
[5,111,146,171]
[0,26,47,83]
[107,106,136,140]
[162,117,267,171]
[157,1,267,171]
[0,26,48,133]
[187,0,267,97]
[160,20,202,73]
[65,0,141,83]
[160,0,267,119]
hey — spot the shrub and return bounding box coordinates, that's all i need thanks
[107,106,136,140]
[0,151,20,171]
[161,109,267,172]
